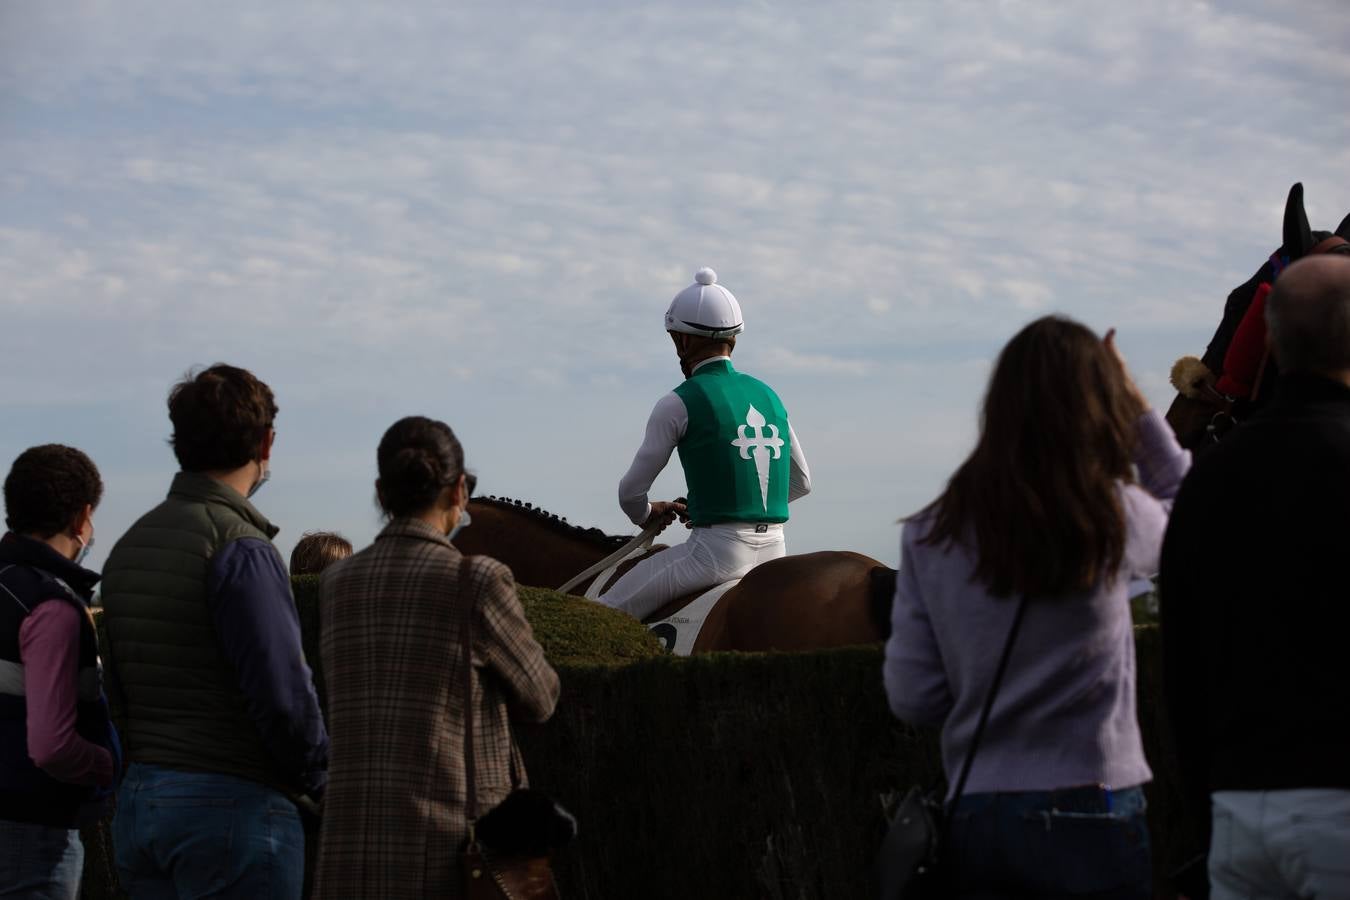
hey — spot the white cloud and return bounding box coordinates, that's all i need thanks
[1,0,1348,566]
[755,348,873,378]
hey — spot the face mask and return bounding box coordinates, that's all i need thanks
[247,462,270,499]
[74,532,95,567]
[449,509,471,542]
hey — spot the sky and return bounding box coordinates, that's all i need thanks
[3,0,1349,574]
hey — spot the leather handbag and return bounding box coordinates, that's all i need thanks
[878,595,1029,899]
[458,558,564,900]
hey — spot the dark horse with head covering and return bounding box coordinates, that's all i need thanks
[1166,183,1350,449]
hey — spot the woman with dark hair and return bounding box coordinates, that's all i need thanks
[313,416,559,899]
[884,317,1190,899]
[0,445,121,900]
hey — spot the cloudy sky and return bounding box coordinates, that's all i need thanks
[3,0,1349,573]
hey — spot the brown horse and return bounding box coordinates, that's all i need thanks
[457,496,892,653]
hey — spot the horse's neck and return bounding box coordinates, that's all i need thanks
[466,507,616,590]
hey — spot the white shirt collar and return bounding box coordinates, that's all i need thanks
[691,355,732,374]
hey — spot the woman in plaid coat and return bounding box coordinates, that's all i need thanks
[313,416,560,899]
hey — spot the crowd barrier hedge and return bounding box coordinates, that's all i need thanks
[83,581,1199,899]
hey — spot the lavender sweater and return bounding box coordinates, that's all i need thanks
[884,410,1190,797]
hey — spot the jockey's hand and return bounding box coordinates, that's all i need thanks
[644,500,688,534]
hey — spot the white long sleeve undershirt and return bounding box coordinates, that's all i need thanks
[617,381,812,526]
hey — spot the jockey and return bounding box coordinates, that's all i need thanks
[601,267,812,621]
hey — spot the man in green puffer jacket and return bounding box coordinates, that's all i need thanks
[101,364,327,899]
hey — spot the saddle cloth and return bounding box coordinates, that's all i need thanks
[645,580,740,656]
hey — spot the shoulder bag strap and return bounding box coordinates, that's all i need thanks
[944,594,1030,813]
[459,557,480,828]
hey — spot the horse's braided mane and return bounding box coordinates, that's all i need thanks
[474,495,630,549]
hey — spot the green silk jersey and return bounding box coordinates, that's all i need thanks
[673,359,792,526]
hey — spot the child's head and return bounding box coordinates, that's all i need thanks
[290,531,353,576]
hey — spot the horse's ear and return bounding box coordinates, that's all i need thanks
[1336,210,1350,241]
[1283,182,1315,260]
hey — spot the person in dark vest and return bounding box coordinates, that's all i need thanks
[101,364,328,899]
[1161,255,1350,899]
[1,444,121,900]
[604,267,812,621]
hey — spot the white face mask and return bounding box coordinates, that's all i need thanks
[74,531,95,567]
[449,508,471,542]
[247,462,270,499]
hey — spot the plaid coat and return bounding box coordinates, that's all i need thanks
[313,517,560,899]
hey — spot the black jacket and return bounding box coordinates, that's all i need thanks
[0,533,120,826]
[1160,373,1350,796]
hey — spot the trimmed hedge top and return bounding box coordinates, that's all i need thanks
[516,585,663,666]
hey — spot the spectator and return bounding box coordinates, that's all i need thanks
[884,316,1189,899]
[314,416,559,898]
[1160,255,1350,900]
[100,364,328,899]
[1,445,121,900]
[290,531,353,576]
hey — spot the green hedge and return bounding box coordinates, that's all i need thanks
[514,627,1197,899]
[84,585,1200,899]
[516,647,942,899]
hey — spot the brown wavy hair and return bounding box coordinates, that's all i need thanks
[290,531,353,576]
[918,316,1143,598]
[168,364,278,472]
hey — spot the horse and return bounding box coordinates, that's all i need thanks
[456,496,894,653]
[1166,182,1350,450]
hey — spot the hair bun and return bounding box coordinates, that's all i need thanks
[393,446,441,488]
[376,416,465,518]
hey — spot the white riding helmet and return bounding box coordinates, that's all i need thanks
[664,267,744,339]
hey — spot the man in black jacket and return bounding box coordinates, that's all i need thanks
[1161,254,1350,899]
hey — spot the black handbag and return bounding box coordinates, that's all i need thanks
[878,595,1029,899]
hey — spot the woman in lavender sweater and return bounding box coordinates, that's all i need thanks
[884,316,1190,899]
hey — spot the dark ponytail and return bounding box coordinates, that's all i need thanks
[376,416,465,517]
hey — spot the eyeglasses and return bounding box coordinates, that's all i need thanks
[465,473,477,498]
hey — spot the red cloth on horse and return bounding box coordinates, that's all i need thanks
[1216,281,1273,398]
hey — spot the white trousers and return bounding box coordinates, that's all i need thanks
[599,523,786,622]
[1210,789,1350,900]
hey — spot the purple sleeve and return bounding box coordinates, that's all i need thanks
[207,539,328,795]
[1121,410,1193,578]
[1134,409,1191,501]
[883,526,953,727]
[19,601,114,787]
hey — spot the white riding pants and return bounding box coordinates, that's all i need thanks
[598,523,786,622]
[1210,789,1350,900]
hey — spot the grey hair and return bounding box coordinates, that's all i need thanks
[1265,259,1350,375]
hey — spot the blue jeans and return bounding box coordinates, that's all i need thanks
[0,820,82,900]
[945,785,1152,899]
[1210,789,1350,899]
[113,763,305,900]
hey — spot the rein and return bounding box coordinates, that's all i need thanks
[557,522,662,596]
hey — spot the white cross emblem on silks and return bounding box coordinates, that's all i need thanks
[730,404,784,511]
